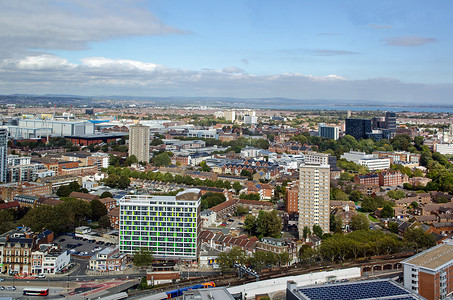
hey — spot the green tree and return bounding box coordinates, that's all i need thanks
[239,193,260,200]
[150,138,163,146]
[233,182,243,194]
[201,192,226,210]
[217,247,247,272]
[255,210,282,238]
[380,204,394,218]
[199,161,211,172]
[388,221,399,234]
[100,191,113,199]
[90,199,108,221]
[349,190,363,203]
[299,244,315,265]
[133,248,154,268]
[244,214,256,235]
[0,210,15,234]
[235,206,249,216]
[404,227,436,252]
[312,225,323,238]
[125,155,138,166]
[117,175,131,189]
[302,226,311,239]
[330,215,343,233]
[152,152,171,167]
[387,190,406,200]
[98,215,111,228]
[56,185,72,197]
[350,214,370,231]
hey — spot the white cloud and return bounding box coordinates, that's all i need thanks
[0,0,184,58]
[0,54,451,105]
[383,36,436,47]
[368,23,392,30]
[1,54,76,70]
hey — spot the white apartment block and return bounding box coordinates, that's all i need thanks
[304,151,330,165]
[358,158,391,171]
[119,189,201,261]
[128,123,150,163]
[298,164,330,236]
[436,143,453,155]
[341,150,390,171]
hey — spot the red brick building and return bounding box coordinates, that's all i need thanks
[379,171,409,186]
[353,174,380,186]
[285,181,299,214]
[99,197,117,212]
[108,207,120,230]
[402,242,453,300]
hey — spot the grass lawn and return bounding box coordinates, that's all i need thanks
[368,214,378,222]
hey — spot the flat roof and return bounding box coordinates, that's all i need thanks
[402,243,453,270]
[296,279,420,300]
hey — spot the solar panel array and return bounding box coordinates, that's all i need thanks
[297,280,420,300]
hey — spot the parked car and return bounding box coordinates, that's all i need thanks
[59,238,66,242]
[0,278,4,282]
[6,286,16,291]
[0,286,4,290]
[38,274,46,278]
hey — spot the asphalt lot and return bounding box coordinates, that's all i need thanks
[56,234,115,257]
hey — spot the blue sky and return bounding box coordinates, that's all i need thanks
[0,0,452,104]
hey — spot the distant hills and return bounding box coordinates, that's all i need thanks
[1,94,452,112]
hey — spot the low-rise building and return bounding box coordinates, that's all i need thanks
[108,207,120,230]
[89,247,127,272]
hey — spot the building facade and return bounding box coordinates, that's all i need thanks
[119,189,201,261]
[298,164,330,236]
[345,119,372,140]
[0,127,7,183]
[128,123,150,163]
[318,124,339,140]
[402,241,453,300]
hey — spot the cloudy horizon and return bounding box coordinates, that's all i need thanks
[0,0,452,104]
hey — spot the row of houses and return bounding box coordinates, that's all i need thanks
[199,230,300,264]
[0,228,70,275]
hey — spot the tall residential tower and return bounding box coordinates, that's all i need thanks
[0,127,8,183]
[128,123,150,163]
[298,164,330,237]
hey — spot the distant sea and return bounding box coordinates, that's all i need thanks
[247,104,453,113]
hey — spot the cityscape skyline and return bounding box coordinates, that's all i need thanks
[0,1,452,104]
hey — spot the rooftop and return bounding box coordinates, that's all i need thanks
[402,243,453,271]
[293,279,421,300]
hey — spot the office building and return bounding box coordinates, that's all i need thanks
[402,241,453,300]
[345,119,372,140]
[341,151,390,171]
[119,189,201,261]
[385,112,397,138]
[0,128,7,183]
[298,164,330,236]
[128,123,150,163]
[318,123,340,140]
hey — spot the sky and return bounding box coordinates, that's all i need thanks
[0,0,452,105]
